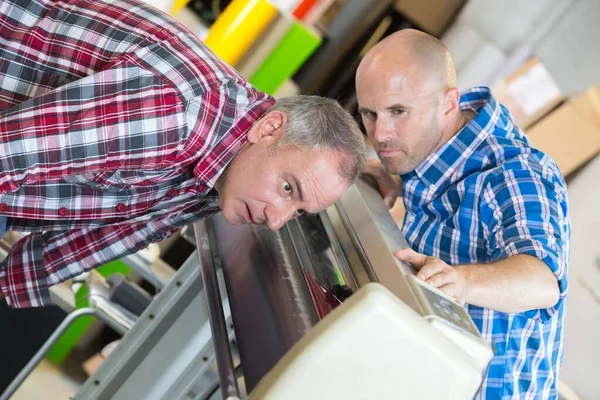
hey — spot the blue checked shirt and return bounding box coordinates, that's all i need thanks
[400,87,570,399]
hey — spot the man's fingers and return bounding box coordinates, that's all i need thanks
[361,158,400,209]
[438,283,465,305]
[361,174,396,209]
[376,178,398,209]
[394,247,427,269]
[423,266,454,287]
[383,194,397,209]
[380,179,400,209]
[438,283,456,297]
[416,258,446,281]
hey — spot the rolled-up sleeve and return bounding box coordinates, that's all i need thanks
[481,168,570,323]
[0,202,216,308]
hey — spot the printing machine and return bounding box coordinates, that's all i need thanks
[71,179,494,400]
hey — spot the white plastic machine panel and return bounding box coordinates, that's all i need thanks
[334,180,493,370]
[249,283,486,400]
[412,275,477,335]
[407,274,494,371]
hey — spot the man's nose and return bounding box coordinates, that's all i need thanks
[266,204,297,231]
[373,118,394,143]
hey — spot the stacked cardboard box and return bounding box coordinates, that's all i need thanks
[490,57,564,131]
[491,57,600,177]
[527,87,600,177]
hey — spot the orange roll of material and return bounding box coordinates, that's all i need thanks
[204,0,278,66]
[292,0,318,20]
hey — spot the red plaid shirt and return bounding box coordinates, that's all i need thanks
[0,0,275,307]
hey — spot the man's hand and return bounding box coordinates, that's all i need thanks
[395,247,469,304]
[361,158,402,209]
[395,249,560,312]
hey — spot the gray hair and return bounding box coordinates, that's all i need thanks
[268,95,366,182]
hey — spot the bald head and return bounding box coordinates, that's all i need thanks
[357,29,456,95]
[356,29,465,175]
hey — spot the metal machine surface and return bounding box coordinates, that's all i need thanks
[74,180,493,400]
[213,179,493,399]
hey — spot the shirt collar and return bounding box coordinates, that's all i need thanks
[403,87,502,193]
[193,96,275,193]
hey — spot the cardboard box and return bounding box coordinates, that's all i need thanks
[571,86,600,130]
[526,87,600,177]
[393,0,465,37]
[491,57,564,130]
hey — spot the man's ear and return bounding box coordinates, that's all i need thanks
[247,110,288,144]
[441,87,461,118]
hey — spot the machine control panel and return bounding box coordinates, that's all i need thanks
[407,274,481,338]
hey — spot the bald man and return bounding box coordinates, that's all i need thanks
[357,30,570,399]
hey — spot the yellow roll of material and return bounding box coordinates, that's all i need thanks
[204,0,278,66]
[170,0,190,16]
[235,12,294,79]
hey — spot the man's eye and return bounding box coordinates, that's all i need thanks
[283,181,292,193]
[392,109,406,115]
[362,111,376,120]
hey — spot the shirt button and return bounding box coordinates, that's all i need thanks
[0,203,7,212]
[58,207,69,216]
[167,188,177,197]
[116,203,127,212]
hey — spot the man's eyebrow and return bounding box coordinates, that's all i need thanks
[292,174,304,202]
[359,104,409,114]
[385,103,409,110]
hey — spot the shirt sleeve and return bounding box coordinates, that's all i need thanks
[0,202,217,308]
[0,64,188,194]
[480,167,570,323]
[0,66,271,307]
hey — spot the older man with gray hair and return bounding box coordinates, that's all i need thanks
[0,0,366,308]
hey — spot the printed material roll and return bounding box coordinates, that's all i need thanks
[204,0,277,65]
[249,22,321,95]
[235,12,294,79]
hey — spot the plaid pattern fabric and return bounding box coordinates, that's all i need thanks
[0,0,275,307]
[400,87,570,399]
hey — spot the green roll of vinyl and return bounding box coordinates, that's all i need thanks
[249,22,322,96]
[235,12,295,80]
